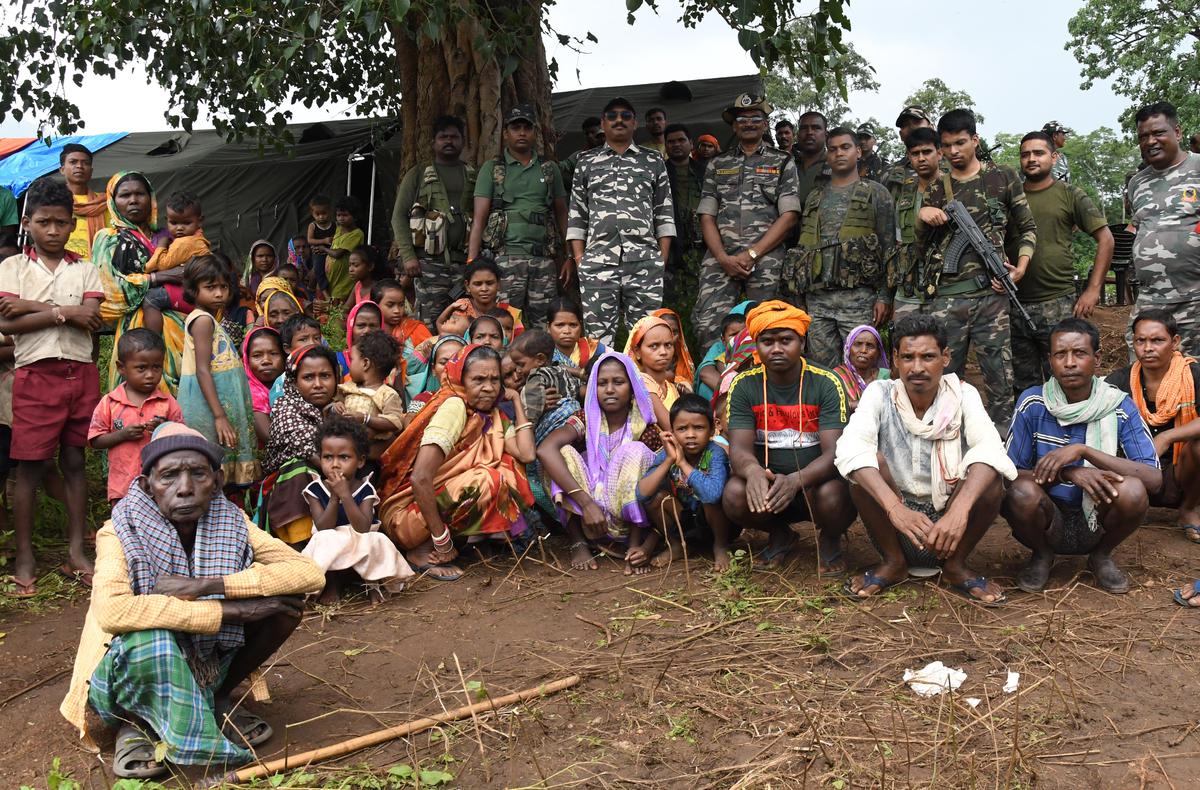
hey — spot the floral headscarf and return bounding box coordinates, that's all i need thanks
[262,344,329,474]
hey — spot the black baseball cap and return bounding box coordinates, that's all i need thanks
[602,96,636,115]
[503,104,536,126]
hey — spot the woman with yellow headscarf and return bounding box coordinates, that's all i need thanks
[255,276,303,328]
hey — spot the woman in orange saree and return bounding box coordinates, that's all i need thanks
[378,344,536,580]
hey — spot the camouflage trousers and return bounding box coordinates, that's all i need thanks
[892,299,932,319]
[804,287,878,369]
[694,252,782,348]
[1126,297,1200,361]
[927,292,1013,428]
[579,256,664,347]
[498,255,558,328]
[1011,293,1076,397]
[665,248,702,352]
[413,255,464,329]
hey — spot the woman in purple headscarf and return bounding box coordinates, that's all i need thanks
[832,324,890,411]
[537,351,658,572]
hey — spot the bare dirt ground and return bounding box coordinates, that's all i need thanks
[4,305,1197,790]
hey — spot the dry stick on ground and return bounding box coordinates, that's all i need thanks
[222,675,581,784]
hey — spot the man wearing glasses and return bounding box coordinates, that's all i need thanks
[693,94,801,347]
[566,97,676,346]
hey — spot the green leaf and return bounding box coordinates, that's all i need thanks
[466,679,487,699]
[153,740,169,764]
[388,764,415,778]
[268,774,286,787]
[390,0,411,18]
[418,769,454,786]
[307,9,321,31]
[626,0,643,11]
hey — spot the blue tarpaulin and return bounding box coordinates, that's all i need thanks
[0,133,128,196]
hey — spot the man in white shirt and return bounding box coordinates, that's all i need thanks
[834,313,1016,604]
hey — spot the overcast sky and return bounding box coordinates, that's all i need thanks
[0,0,1130,140]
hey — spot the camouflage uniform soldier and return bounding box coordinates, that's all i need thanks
[856,124,885,183]
[560,116,603,195]
[664,122,708,347]
[791,126,895,368]
[1011,131,1113,395]
[882,105,935,187]
[917,110,1037,428]
[889,126,945,318]
[1127,102,1200,357]
[1042,121,1071,182]
[391,115,477,328]
[566,96,676,346]
[469,104,568,328]
[694,94,801,347]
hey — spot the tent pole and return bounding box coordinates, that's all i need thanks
[345,155,352,199]
[367,155,376,243]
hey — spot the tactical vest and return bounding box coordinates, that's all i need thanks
[890,175,925,296]
[408,163,476,264]
[480,155,561,258]
[921,166,1011,297]
[789,180,883,292]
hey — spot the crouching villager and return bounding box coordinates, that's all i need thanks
[60,423,324,779]
[1003,319,1162,594]
[835,314,1016,604]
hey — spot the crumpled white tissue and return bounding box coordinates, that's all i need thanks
[1003,671,1020,693]
[903,661,967,697]
[965,697,982,709]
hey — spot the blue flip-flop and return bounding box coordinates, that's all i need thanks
[841,569,901,599]
[946,575,1007,607]
[1173,580,1200,607]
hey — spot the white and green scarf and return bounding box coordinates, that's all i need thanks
[1041,376,1125,530]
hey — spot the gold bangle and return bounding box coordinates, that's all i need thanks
[516,422,533,431]
[565,487,583,497]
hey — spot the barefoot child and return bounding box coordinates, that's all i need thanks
[177,255,260,487]
[142,191,207,333]
[637,393,733,570]
[372,278,432,399]
[651,308,696,393]
[306,194,335,292]
[624,315,677,430]
[242,326,283,445]
[269,314,324,407]
[89,329,183,503]
[332,330,407,456]
[545,297,604,379]
[325,197,364,303]
[696,309,749,400]
[436,259,523,328]
[537,351,657,572]
[338,300,383,380]
[508,329,582,515]
[0,179,104,594]
[303,416,412,604]
[468,314,506,351]
[343,245,382,312]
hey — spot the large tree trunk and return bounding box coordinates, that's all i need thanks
[391,1,555,169]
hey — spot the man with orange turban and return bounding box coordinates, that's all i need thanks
[722,300,856,573]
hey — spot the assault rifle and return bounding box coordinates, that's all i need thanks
[941,200,1032,327]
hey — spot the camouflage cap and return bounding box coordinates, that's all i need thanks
[895,105,932,127]
[722,93,774,125]
[503,104,537,127]
[1042,120,1073,136]
[856,123,875,139]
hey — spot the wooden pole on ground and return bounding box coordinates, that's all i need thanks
[223,675,581,783]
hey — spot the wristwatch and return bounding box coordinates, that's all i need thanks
[747,248,759,261]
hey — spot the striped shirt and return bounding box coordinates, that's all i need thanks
[1006,386,1160,508]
